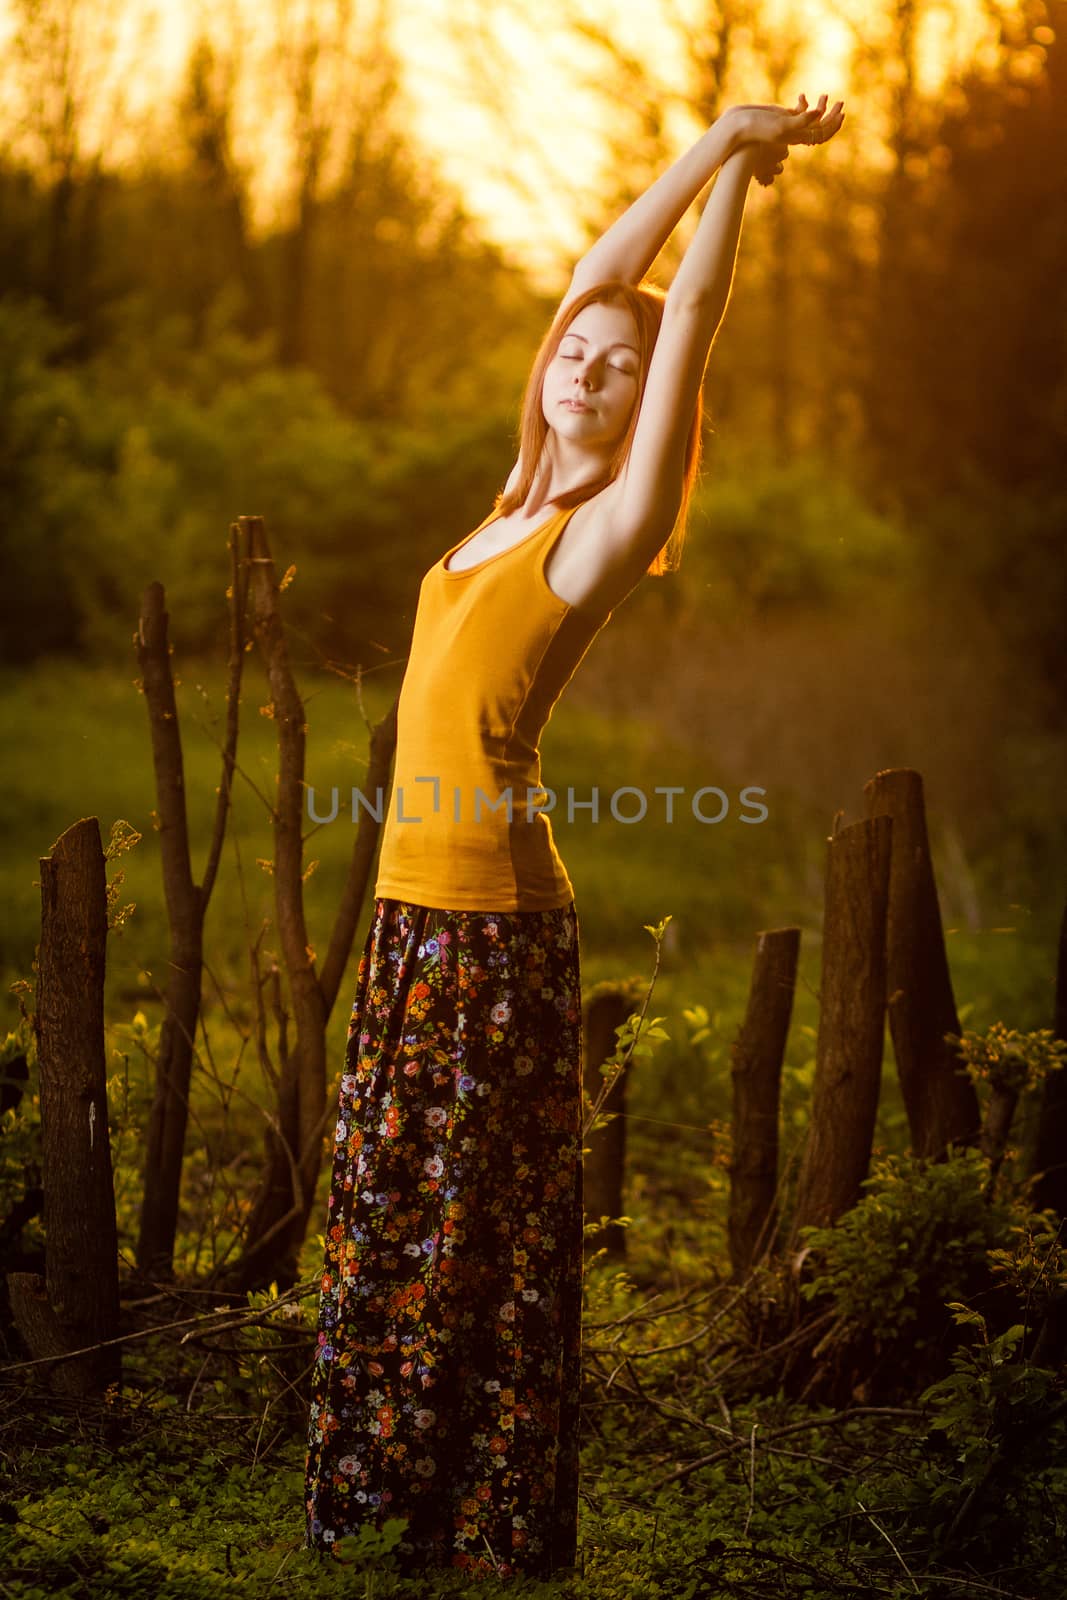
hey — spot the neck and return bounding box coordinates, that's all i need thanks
[527,432,614,511]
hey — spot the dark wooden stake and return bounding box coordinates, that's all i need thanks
[8,820,120,1393]
[864,769,981,1157]
[791,815,892,1235]
[728,927,800,1277]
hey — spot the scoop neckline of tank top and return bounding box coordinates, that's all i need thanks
[441,505,568,576]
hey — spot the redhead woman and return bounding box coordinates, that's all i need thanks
[304,90,844,1581]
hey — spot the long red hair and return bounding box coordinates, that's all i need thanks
[495,279,703,575]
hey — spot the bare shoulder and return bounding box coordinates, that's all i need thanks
[502,455,523,498]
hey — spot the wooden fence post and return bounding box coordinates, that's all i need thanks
[791,815,892,1235]
[863,768,981,1156]
[728,927,800,1277]
[582,980,643,1258]
[8,819,120,1393]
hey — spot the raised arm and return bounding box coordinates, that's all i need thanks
[601,95,845,560]
[564,111,744,301]
[561,94,831,308]
[501,99,826,502]
[501,120,746,503]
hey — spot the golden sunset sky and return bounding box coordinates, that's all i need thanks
[0,0,1028,282]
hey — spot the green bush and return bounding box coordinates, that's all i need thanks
[798,1145,1020,1362]
[0,290,516,667]
[889,1309,1067,1586]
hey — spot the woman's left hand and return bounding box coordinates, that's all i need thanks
[727,94,845,186]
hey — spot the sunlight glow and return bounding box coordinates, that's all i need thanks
[0,0,1030,282]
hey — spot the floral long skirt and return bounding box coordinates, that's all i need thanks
[303,896,584,1581]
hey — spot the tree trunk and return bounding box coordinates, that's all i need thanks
[863,768,981,1156]
[791,814,892,1236]
[45,168,74,321]
[9,819,120,1393]
[181,35,265,336]
[728,927,799,1277]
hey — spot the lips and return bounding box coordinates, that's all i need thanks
[562,400,592,412]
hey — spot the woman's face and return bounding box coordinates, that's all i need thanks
[541,301,641,455]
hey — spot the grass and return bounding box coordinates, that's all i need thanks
[1,648,1058,1062]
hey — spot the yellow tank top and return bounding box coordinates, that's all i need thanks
[373,502,615,911]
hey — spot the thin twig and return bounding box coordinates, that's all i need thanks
[0,1282,315,1374]
[582,918,671,1141]
[855,1498,920,1593]
[583,1279,726,1332]
[649,1408,925,1491]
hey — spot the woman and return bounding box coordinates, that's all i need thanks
[304,90,845,1581]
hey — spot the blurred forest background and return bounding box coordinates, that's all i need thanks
[1,0,1065,993]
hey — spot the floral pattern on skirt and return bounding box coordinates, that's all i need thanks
[303,896,584,1581]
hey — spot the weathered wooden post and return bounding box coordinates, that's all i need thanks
[728,927,800,1277]
[791,815,892,1235]
[581,979,643,1258]
[863,768,981,1156]
[8,819,120,1393]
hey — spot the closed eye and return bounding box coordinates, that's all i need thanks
[558,343,635,375]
